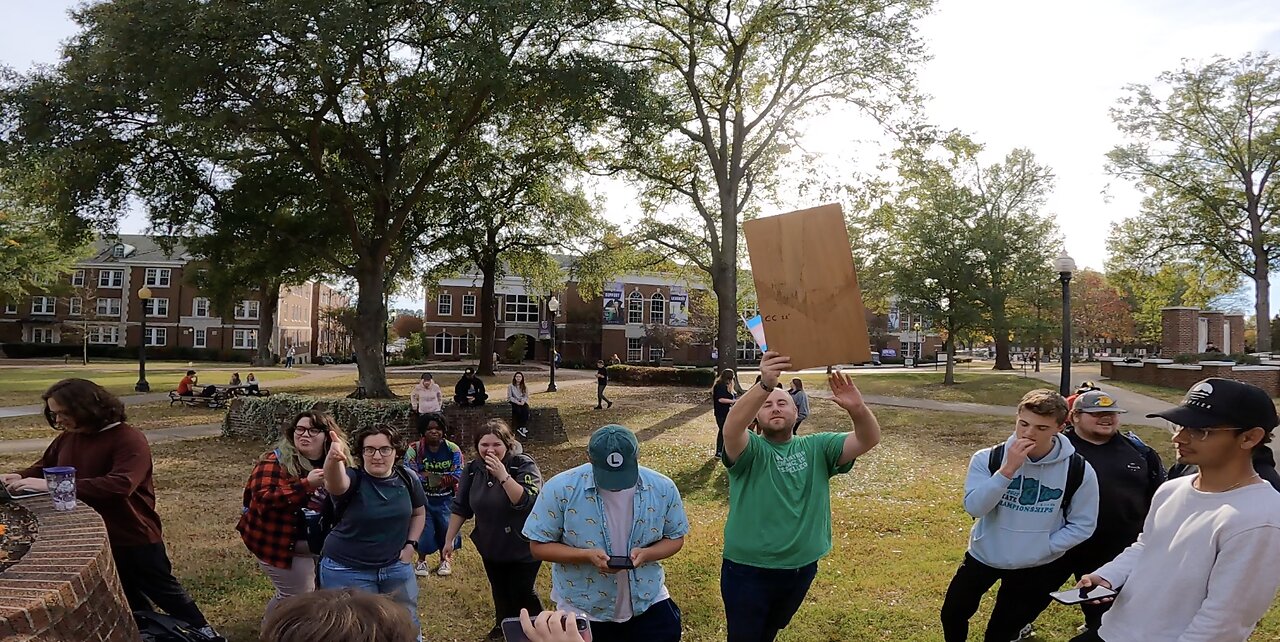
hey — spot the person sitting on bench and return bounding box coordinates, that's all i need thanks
[454,368,488,407]
[177,370,217,398]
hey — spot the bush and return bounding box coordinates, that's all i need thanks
[224,393,412,443]
[0,342,249,362]
[403,333,425,361]
[606,364,715,387]
[1172,352,1261,365]
[506,335,529,364]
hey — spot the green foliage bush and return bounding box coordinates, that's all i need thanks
[225,393,412,443]
[606,364,715,387]
[1172,352,1261,365]
[506,335,529,364]
[403,332,425,361]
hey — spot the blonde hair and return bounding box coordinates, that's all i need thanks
[268,411,348,478]
[1018,389,1069,424]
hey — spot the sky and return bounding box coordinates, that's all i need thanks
[4,0,1279,313]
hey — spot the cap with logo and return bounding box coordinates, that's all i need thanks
[1146,378,1279,431]
[588,424,640,491]
[1074,390,1127,414]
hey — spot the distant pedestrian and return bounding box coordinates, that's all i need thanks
[286,346,296,368]
[595,360,613,409]
[509,372,531,439]
[711,369,737,458]
[230,372,242,387]
[247,373,260,392]
[788,378,809,436]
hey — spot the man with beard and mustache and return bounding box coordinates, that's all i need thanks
[717,352,882,642]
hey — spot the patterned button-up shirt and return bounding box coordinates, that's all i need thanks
[522,463,689,621]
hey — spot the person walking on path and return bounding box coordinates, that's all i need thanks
[285,346,296,368]
[595,360,613,410]
[443,419,544,640]
[787,378,809,436]
[718,353,882,642]
[509,372,531,439]
[1070,378,1280,642]
[939,389,1099,642]
[711,369,737,458]
[404,413,464,578]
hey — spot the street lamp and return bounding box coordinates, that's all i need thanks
[1054,251,1077,396]
[135,286,153,392]
[546,295,559,392]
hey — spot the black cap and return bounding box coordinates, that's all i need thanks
[1146,378,1279,431]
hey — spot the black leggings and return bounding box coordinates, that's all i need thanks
[511,402,530,429]
[481,558,543,628]
[113,542,210,628]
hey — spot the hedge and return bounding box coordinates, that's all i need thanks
[0,342,249,362]
[606,364,715,387]
[224,393,412,443]
[1172,352,1261,365]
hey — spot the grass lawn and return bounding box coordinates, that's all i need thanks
[796,371,1049,408]
[1102,380,1187,405]
[0,401,226,441]
[0,366,303,407]
[2,382,1276,641]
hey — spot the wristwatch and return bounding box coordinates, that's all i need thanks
[404,540,415,548]
[758,380,773,393]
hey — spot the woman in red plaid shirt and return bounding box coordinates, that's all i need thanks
[238,411,350,620]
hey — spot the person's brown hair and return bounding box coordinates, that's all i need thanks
[1018,389,1069,424]
[352,424,405,467]
[512,371,527,396]
[714,368,735,390]
[42,378,126,432]
[790,377,804,391]
[260,588,416,642]
[472,418,518,455]
[269,411,348,478]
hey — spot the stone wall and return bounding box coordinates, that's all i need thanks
[0,499,138,642]
[1101,358,1280,396]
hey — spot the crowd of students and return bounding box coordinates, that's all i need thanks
[4,356,1280,642]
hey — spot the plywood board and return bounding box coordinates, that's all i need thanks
[742,203,872,370]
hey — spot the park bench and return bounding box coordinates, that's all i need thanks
[168,390,230,409]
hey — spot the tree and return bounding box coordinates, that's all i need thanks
[0,176,91,302]
[1107,53,1280,351]
[644,324,695,361]
[391,314,424,340]
[1007,276,1060,371]
[0,0,632,397]
[601,0,930,371]
[1070,269,1135,359]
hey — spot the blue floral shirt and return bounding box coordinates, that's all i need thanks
[522,463,689,621]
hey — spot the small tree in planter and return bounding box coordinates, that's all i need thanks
[506,335,529,365]
[645,324,695,364]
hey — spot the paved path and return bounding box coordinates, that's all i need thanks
[1022,366,1170,428]
[0,423,221,455]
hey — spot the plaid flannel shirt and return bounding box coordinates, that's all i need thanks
[237,451,318,569]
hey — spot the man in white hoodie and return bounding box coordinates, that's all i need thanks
[940,389,1099,642]
[1071,378,1280,642]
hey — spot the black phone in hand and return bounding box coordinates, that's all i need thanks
[607,555,635,570]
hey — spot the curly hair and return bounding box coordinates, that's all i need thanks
[416,412,448,437]
[42,379,126,432]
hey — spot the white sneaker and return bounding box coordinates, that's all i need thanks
[437,559,453,576]
[1011,624,1034,641]
[517,427,529,438]
[414,561,430,577]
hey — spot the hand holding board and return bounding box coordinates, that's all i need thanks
[742,204,872,370]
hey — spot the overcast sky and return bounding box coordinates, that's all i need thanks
[4,0,1278,313]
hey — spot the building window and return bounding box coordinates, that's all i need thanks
[88,325,119,344]
[71,270,85,286]
[437,293,453,316]
[233,329,258,349]
[462,294,476,316]
[737,339,763,362]
[144,327,167,347]
[193,298,210,317]
[649,346,664,362]
[31,296,56,315]
[627,337,643,363]
[31,327,54,344]
[97,298,122,316]
[628,292,644,324]
[111,244,125,258]
[193,328,206,348]
[144,268,171,287]
[144,298,169,317]
[98,270,123,288]
[433,332,454,355]
[3,301,15,314]
[69,297,82,316]
[504,295,539,323]
[650,293,665,325]
[234,300,260,320]
[462,332,477,356]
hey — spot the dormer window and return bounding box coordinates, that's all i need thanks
[112,244,125,258]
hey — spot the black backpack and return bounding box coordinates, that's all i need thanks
[135,611,214,642]
[987,443,1087,512]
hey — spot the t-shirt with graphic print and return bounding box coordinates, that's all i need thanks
[722,431,854,569]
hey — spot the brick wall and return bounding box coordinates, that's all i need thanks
[1101,359,1280,396]
[1161,307,1199,356]
[0,499,139,642]
[1202,311,1225,350]
[1226,314,1246,353]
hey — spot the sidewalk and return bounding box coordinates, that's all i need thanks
[1023,366,1169,428]
[0,423,221,455]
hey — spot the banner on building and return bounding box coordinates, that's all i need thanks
[539,320,551,339]
[669,286,689,326]
[603,283,623,325]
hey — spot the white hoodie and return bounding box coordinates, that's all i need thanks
[963,433,1099,569]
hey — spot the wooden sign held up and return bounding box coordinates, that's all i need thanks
[742,203,872,370]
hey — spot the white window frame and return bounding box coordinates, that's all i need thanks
[233,329,258,349]
[144,268,171,287]
[627,337,643,363]
[69,297,82,316]
[144,327,167,347]
[97,298,122,317]
[649,293,665,325]
[98,270,123,288]
[627,292,644,324]
[193,297,210,317]
[234,300,260,320]
[433,332,454,355]
[737,339,763,362]
[504,294,539,323]
[3,301,15,314]
[111,244,126,258]
[193,328,207,348]
[71,270,85,287]
[144,298,169,318]
[437,293,453,316]
[31,296,56,315]
[88,325,120,345]
[461,332,477,356]
[31,327,54,344]
[462,294,477,317]
[649,346,664,362]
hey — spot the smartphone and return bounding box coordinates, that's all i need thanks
[1050,585,1117,605]
[607,555,635,570]
[500,614,592,642]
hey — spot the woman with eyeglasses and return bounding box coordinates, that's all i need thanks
[1,379,223,640]
[237,411,349,620]
[320,424,427,641]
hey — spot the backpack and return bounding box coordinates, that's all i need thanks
[988,443,1087,513]
[135,611,214,642]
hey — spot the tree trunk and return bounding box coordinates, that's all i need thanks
[478,260,498,376]
[991,294,1013,370]
[713,264,738,371]
[254,279,281,367]
[1255,254,1272,353]
[82,323,89,365]
[943,332,956,385]
[353,264,394,397]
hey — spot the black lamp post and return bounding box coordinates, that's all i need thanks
[1054,252,1076,396]
[135,286,153,392]
[547,295,559,392]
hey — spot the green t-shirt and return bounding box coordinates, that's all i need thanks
[722,431,854,569]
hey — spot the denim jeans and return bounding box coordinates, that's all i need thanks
[721,559,817,642]
[588,597,682,642]
[319,557,421,641]
[417,496,462,556]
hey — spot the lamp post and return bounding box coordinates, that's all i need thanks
[547,295,559,392]
[1054,251,1077,396]
[135,286,153,392]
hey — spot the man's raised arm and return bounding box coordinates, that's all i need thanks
[722,352,790,462]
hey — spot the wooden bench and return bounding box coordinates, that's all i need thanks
[168,391,229,409]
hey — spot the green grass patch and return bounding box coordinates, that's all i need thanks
[0,366,302,407]
[798,372,1048,408]
[0,401,225,441]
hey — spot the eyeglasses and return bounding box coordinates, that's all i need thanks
[362,446,396,458]
[1167,425,1236,441]
[294,426,325,437]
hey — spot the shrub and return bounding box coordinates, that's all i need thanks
[1172,352,1261,365]
[506,335,529,364]
[224,393,412,442]
[606,364,715,387]
[403,333,425,361]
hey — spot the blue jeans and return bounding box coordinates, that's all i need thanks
[588,597,681,642]
[721,559,817,642]
[319,557,421,641]
[416,496,461,556]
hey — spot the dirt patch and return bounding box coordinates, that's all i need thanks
[0,500,37,572]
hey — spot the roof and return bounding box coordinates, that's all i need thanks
[87,234,190,263]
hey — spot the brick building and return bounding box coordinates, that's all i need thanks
[1161,306,1247,356]
[0,235,351,362]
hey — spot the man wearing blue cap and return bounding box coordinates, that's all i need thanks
[523,424,689,641]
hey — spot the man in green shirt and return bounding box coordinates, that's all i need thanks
[720,351,882,642]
